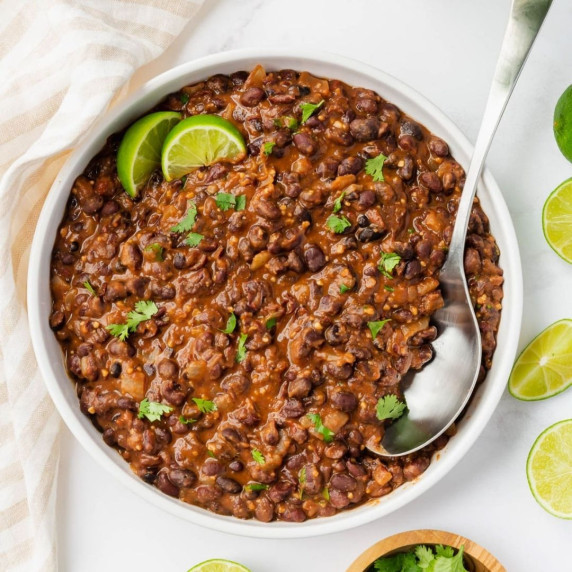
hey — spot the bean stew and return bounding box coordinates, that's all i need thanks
[49,66,504,522]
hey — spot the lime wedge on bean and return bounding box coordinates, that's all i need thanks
[161,115,246,181]
[527,419,572,519]
[117,111,181,197]
[508,319,572,401]
[543,177,572,263]
[187,559,251,572]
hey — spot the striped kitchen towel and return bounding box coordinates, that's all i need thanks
[0,1,204,570]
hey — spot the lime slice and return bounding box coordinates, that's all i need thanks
[508,319,572,400]
[187,559,251,572]
[543,177,572,263]
[554,84,572,162]
[527,419,572,519]
[161,115,246,181]
[117,111,181,197]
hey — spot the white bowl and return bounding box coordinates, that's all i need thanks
[28,48,523,538]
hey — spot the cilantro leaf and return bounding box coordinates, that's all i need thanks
[192,397,217,414]
[235,194,246,211]
[321,487,330,501]
[300,100,324,123]
[179,415,196,425]
[384,285,394,292]
[298,466,307,498]
[434,546,468,572]
[145,243,164,261]
[247,483,268,491]
[378,252,401,278]
[207,450,216,458]
[83,280,96,296]
[185,232,203,247]
[340,284,350,294]
[333,191,346,213]
[215,192,236,211]
[265,317,277,329]
[368,319,391,339]
[307,413,335,443]
[326,214,351,234]
[374,553,420,572]
[263,141,276,156]
[236,333,248,362]
[180,92,190,105]
[221,312,237,334]
[415,545,435,569]
[435,546,454,559]
[365,153,388,182]
[106,323,130,341]
[171,202,197,233]
[376,394,407,421]
[251,449,265,465]
[138,398,172,422]
[285,116,299,130]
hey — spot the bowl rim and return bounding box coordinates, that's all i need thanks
[27,47,523,539]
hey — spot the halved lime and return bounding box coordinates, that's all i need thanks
[508,319,572,401]
[187,559,251,572]
[527,419,572,519]
[161,115,246,181]
[554,85,572,162]
[543,177,572,263]
[117,111,181,197]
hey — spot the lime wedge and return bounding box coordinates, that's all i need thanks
[508,319,572,401]
[527,419,572,519]
[542,177,572,263]
[161,115,246,181]
[554,84,572,163]
[187,559,251,572]
[117,111,181,197]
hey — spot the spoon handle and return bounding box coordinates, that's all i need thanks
[447,0,552,268]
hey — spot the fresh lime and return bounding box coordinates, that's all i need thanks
[508,319,572,400]
[542,177,572,263]
[187,559,251,572]
[117,111,181,197]
[161,115,246,181]
[554,85,572,162]
[527,419,572,519]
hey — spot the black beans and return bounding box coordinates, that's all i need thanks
[240,87,265,107]
[281,398,305,418]
[216,476,242,493]
[49,311,65,330]
[287,376,312,398]
[156,471,179,497]
[349,117,380,141]
[168,468,196,488]
[429,136,449,157]
[293,132,317,155]
[400,120,423,140]
[330,391,358,412]
[110,362,122,378]
[303,244,326,272]
[419,171,443,192]
[330,473,357,492]
[358,190,376,208]
[338,156,363,176]
[228,460,244,472]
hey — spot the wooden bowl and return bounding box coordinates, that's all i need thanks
[347,529,505,572]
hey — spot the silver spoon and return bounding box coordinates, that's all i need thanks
[372,0,553,456]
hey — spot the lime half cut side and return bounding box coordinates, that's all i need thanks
[542,177,572,263]
[187,559,251,572]
[117,111,181,197]
[508,319,572,401]
[527,419,572,519]
[161,114,246,181]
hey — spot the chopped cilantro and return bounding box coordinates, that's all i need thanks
[145,243,164,261]
[185,232,203,247]
[171,201,197,233]
[221,312,237,334]
[179,415,196,425]
[265,317,277,329]
[138,398,172,422]
[339,284,351,294]
[247,483,268,491]
[106,300,158,341]
[263,141,276,156]
[375,394,407,421]
[307,413,334,443]
[333,191,346,213]
[298,466,307,498]
[236,333,248,362]
[365,153,388,182]
[207,450,216,458]
[235,194,246,211]
[326,214,351,234]
[322,487,330,501]
[180,93,190,105]
[373,544,468,572]
[384,285,394,292]
[83,280,96,296]
[368,319,391,339]
[300,100,324,123]
[378,252,401,278]
[251,449,265,465]
[192,397,217,414]
[215,192,245,212]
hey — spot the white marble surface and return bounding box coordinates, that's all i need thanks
[57,0,572,570]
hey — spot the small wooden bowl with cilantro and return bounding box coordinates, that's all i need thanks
[347,529,505,572]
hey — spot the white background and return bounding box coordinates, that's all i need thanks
[57,0,572,570]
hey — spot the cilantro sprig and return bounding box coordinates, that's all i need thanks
[185,232,203,247]
[333,191,346,213]
[307,413,334,443]
[251,449,265,465]
[368,319,391,339]
[247,483,268,491]
[326,214,351,234]
[372,544,468,572]
[365,153,388,182]
[192,397,217,414]
[221,312,237,334]
[263,141,276,156]
[179,415,196,425]
[375,394,407,421]
[215,192,246,212]
[236,333,248,362]
[300,100,324,124]
[106,300,158,341]
[138,398,172,422]
[378,252,401,278]
[171,201,198,233]
[339,284,351,294]
[83,280,96,296]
